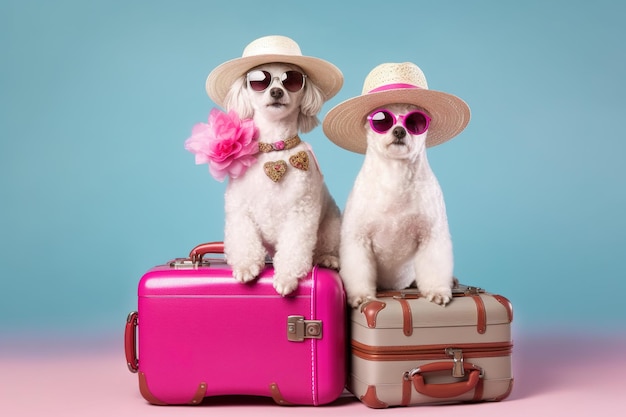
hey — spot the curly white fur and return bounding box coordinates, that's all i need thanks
[222,63,341,296]
[340,103,455,308]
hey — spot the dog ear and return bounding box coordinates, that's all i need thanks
[298,81,325,133]
[224,77,254,118]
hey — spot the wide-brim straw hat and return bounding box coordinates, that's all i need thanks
[206,35,343,107]
[323,62,470,154]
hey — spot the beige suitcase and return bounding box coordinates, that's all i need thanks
[348,285,514,408]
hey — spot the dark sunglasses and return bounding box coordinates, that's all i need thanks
[367,109,431,135]
[246,70,307,92]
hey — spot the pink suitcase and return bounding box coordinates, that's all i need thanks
[124,242,346,406]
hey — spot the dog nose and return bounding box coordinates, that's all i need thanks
[270,87,284,99]
[393,126,406,139]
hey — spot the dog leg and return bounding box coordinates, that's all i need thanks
[413,234,454,306]
[272,245,314,296]
[224,214,266,283]
[339,241,378,308]
[313,192,341,270]
[271,211,320,296]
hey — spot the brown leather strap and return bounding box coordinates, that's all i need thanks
[472,295,487,334]
[397,298,413,336]
[402,376,412,405]
[492,294,514,322]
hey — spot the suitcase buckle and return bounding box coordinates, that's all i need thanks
[287,315,323,342]
[169,258,212,269]
[446,348,465,378]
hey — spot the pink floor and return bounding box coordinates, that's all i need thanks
[1,330,624,417]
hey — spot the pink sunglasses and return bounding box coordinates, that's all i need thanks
[367,109,431,135]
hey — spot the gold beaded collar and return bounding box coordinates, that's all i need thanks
[258,135,301,153]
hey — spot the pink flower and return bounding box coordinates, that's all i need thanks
[184,108,259,181]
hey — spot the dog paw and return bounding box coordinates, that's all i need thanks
[424,289,452,306]
[347,293,373,308]
[315,254,339,270]
[232,264,261,283]
[273,276,299,296]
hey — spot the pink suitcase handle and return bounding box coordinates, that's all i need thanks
[189,241,225,263]
[125,311,139,373]
[125,243,225,374]
[408,361,482,398]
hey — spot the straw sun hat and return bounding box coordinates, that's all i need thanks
[206,35,344,107]
[322,62,470,154]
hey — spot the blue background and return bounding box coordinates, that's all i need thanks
[2,0,625,341]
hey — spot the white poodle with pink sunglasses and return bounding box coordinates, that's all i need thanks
[323,62,471,307]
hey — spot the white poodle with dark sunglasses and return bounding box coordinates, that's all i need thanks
[323,62,470,307]
[205,36,344,296]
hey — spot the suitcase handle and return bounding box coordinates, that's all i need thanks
[125,311,139,373]
[189,241,225,263]
[408,361,482,398]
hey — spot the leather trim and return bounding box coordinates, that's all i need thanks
[401,377,412,406]
[138,372,167,405]
[360,385,388,409]
[472,295,487,334]
[138,373,206,405]
[472,378,484,401]
[396,299,413,336]
[360,300,386,328]
[189,382,207,405]
[269,382,293,406]
[492,295,514,323]
[351,340,513,361]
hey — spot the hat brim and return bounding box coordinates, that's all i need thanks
[206,54,343,107]
[322,88,471,154]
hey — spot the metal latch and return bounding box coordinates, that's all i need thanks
[452,285,484,295]
[169,257,220,269]
[287,315,322,342]
[446,348,465,378]
[463,286,481,295]
[169,258,207,269]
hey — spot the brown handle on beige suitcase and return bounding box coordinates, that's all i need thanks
[409,362,482,398]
